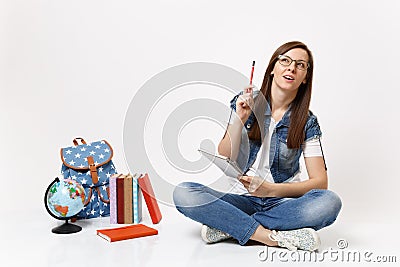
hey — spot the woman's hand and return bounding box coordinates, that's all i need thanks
[236,85,255,123]
[239,175,276,197]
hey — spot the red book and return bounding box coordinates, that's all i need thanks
[138,173,162,224]
[116,175,125,224]
[97,224,158,242]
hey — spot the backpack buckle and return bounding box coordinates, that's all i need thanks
[87,156,99,184]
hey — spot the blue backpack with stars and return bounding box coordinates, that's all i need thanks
[60,138,117,219]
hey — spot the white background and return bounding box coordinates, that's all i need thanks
[1,0,400,265]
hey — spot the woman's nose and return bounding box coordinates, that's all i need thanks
[287,61,296,72]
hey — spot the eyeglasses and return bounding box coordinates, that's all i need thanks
[277,55,310,71]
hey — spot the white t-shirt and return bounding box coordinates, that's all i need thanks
[227,117,323,195]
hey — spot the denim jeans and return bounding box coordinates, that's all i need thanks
[173,182,342,245]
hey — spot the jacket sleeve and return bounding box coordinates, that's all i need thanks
[304,113,322,141]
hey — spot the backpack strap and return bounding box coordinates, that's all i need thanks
[87,156,99,184]
[83,188,93,206]
[95,187,110,204]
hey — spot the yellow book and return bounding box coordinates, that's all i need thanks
[123,174,133,224]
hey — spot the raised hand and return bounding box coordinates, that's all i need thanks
[235,85,254,123]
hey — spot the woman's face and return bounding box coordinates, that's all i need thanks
[271,48,309,93]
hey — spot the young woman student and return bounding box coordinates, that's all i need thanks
[173,41,342,251]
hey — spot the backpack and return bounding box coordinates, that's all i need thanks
[60,138,117,219]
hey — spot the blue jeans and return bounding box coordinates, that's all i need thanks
[173,182,342,245]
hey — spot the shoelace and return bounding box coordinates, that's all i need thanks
[269,230,299,251]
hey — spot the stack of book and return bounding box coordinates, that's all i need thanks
[110,173,142,224]
[109,173,162,225]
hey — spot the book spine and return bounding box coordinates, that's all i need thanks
[132,174,141,224]
[138,173,162,224]
[116,176,125,224]
[109,174,118,224]
[124,175,133,224]
[137,178,143,223]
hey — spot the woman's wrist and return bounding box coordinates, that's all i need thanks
[259,181,279,197]
[268,183,279,197]
[232,114,249,126]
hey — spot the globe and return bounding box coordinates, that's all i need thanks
[44,177,85,234]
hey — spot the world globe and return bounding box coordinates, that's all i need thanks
[44,177,85,234]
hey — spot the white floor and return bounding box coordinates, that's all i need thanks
[1,204,399,267]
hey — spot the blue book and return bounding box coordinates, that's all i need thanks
[132,173,142,224]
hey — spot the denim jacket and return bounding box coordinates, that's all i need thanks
[229,91,322,183]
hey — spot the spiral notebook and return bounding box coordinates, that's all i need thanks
[198,148,243,178]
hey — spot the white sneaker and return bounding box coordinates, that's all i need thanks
[269,228,321,251]
[201,225,232,244]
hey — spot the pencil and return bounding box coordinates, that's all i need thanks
[249,60,255,85]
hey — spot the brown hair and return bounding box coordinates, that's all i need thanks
[248,41,314,149]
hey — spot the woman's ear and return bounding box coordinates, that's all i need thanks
[302,78,307,84]
[270,71,274,76]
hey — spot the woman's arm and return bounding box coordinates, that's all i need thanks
[272,156,328,197]
[240,156,328,198]
[218,86,254,160]
[218,117,244,160]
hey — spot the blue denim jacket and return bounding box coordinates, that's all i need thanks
[229,91,322,183]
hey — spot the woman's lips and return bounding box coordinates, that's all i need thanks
[283,75,295,82]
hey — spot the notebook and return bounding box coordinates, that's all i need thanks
[97,224,158,242]
[198,148,243,178]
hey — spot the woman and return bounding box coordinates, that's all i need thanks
[173,41,342,251]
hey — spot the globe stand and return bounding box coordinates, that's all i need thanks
[52,219,82,234]
[45,177,85,234]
